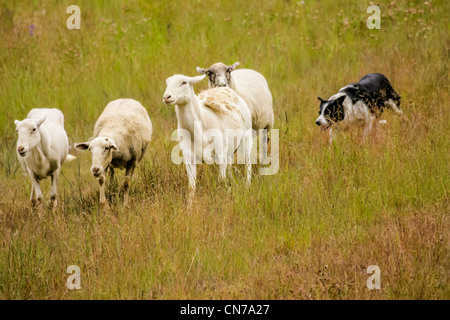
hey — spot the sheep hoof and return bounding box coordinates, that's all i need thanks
[49,196,58,209]
[32,198,43,208]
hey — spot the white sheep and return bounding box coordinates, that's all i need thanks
[196,62,274,150]
[162,74,253,194]
[75,99,152,207]
[14,108,75,208]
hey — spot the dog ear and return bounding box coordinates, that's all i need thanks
[337,95,346,105]
[318,97,326,103]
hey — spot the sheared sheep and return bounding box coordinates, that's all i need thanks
[75,99,152,207]
[196,62,274,151]
[162,74,252,195]
[15,108,75,209]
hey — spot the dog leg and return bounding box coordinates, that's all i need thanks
[328,128,335,145]
[363,115,376,139]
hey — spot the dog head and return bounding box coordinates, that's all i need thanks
[315,95,347,130]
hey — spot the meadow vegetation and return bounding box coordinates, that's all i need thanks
[0,0,448,299]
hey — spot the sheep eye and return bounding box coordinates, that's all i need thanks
[32,128,36,132]
[181,81,187,86]
[105,147,110,151]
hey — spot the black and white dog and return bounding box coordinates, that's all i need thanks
[315,73,402,140]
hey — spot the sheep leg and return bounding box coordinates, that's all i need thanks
[218,138,228,180]
[109,167,116,188]
[183,147,196,190]
[29,171,43,208]
[260,129,269,164]
[185,162,196,207]
[49,169,60,209]
[219,163,227,180]
[226,154,233,177]
[108,167,118,202]
[122,163,135,207]
[30,181,35,203]
[245,130,253,185]
[98,173,108,206]
[182,146,196,207]
[186,162,196,188]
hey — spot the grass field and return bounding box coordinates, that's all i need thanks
[0,0,448,299]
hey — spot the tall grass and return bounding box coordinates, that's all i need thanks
[0,0,448,299]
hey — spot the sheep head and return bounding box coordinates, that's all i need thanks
[196,62,239,88]
[75,137,119,177]
[14,116,46,157]
[163,74,206,106]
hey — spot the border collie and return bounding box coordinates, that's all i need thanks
[315,73,402,140]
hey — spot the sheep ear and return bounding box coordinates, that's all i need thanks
[228,62,239,71]
[107,138,119,151]
[36,115,46,127]
[196,67,206,74]
[75,142,90,150]
[190,75,206,85]
[14,120,20,126]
